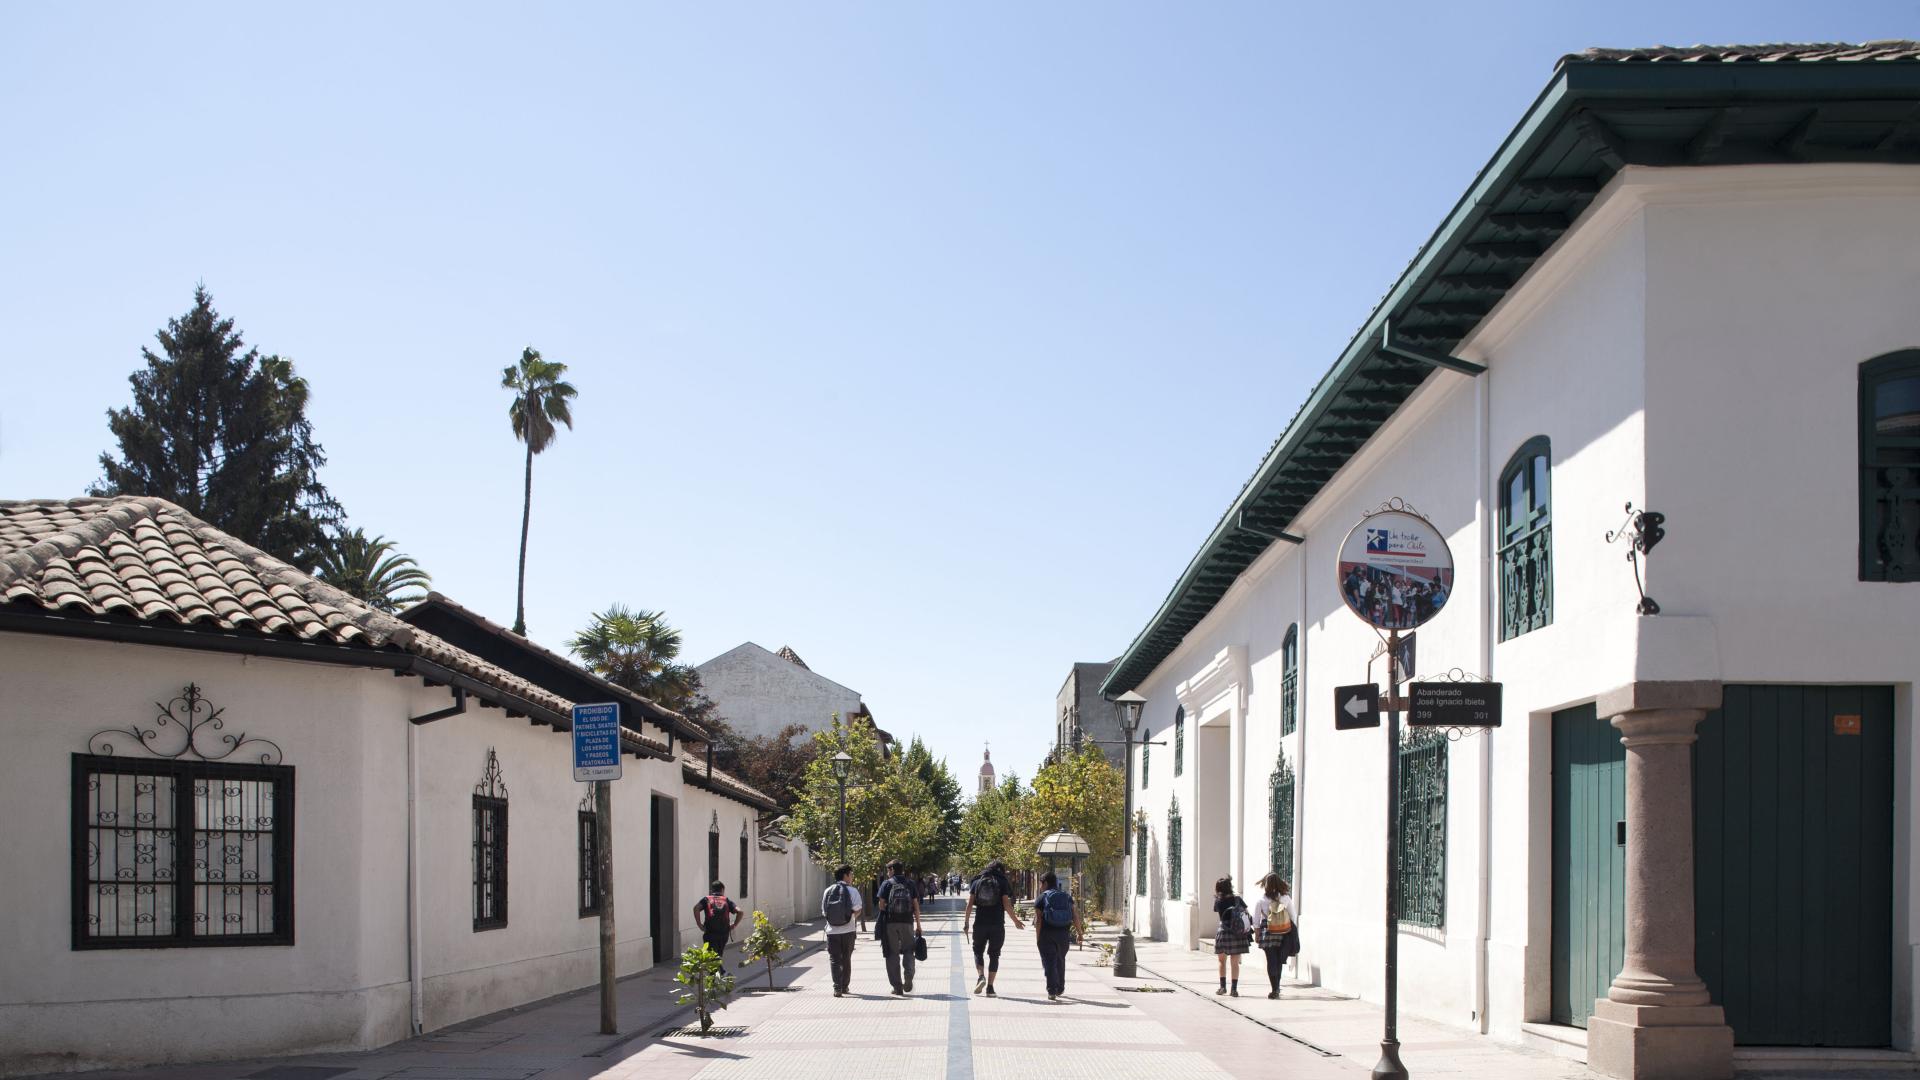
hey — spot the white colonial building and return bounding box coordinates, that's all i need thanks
[1110,42,1920,1079]
[0,497,826,1077]
[696,640,885,746]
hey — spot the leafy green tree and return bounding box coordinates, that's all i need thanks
[95,286,344,569]
[707,718,816,808]
[956,773,1026,875]
[1014,746,1124,892]
[315,529,431,612]
[788,717,942,883]
[569,604,703,709]
[501,347,577,635]
[739,909,792,990]
[901,737,963,866]
[673,942,734,1034]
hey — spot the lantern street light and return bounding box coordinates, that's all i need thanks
[1036,828,1093,891]
[1111,690,1147,977]
[831,751,853,866]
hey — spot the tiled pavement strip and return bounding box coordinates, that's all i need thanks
[27,899,1594,1080]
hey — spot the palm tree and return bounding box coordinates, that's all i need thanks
[570,605,702,711]
[502,347,577,635]
[316,529,432,612]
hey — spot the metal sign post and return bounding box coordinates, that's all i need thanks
[1335,502,1457,1080]
[573,703,621,1035]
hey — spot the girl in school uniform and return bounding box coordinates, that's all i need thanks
[1253,872,1300,999]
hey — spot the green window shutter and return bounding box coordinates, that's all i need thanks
[1499,436,1553,640]
[1135,821,1148,897]
[1269,749,1295,883]
[1142,730,1150,790]
[1860,351,1920,581]
[1280,624,1299,736]
[1167,796,1183,901]
[1396,730,1448,928]
[1174,707,1184,777]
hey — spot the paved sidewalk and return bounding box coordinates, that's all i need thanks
[1086,919,1589,1080]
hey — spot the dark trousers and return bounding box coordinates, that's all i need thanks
[827,932,856,991]
[971,921,1006,973]
[704,931,730,965]
[1263,944,1286,991]
[884,922,917,989]
[1038,928,1072,996]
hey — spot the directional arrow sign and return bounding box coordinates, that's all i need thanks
[1334,683,1380,730]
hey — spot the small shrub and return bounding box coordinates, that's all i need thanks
[739,910,793,989]
[673,942,735,1034]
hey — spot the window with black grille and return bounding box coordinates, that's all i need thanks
[739,832,750,898]
[1861,350,1920,581]
[473,795,508,930]
[707,828,720,887]
[578,810,602,917]
[72,755,294,949]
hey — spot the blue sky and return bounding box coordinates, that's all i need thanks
[1,3,1907,775]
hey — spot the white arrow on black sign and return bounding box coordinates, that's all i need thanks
[1334,683,1380,730]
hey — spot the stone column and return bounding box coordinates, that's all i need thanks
[1586,685,1733,1080]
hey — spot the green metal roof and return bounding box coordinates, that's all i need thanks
[1101,44,1920,698]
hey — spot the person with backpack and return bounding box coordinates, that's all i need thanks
[1033,870,1082,1001]
[1252,872,1299,1000]
[875,859,923,995]
[821,864,865,997]
[693,880,742,968]
[1212,876,1252,996]
[962,859,1024,996]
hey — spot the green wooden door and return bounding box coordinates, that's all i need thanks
[1695,685,1894,1047]
[1551,703,1626,1027]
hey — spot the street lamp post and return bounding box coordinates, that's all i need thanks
[831,751,853,866]
[1111,690,1147,978]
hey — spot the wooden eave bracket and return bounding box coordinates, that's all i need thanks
[1379,321,1487,376]
[1236,509,1305,545]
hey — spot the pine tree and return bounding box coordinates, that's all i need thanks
[94,286,343,569]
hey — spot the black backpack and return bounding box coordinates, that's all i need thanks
[974,873,1003,908]
[885,877,916,918]
[824,882,854,927]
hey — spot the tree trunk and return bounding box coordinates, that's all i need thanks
[513,439,533,635]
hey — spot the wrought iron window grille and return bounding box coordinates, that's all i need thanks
[1173,707,1184,777]
[1135,818,1148,897]
[1167,796,1183,901]
[1860,351,1920,582]
[1395,729,1448,929]
[1141,729,1150,790]
[472,748,508,931]
[88,683,284,765]
[739,824,750,899]
[1269,749,1296,884]
[1498,437,1553,641]
[1280,625,1299,736]
[578,809,601,917]
[71,753,295,949]
[707,812,721,887]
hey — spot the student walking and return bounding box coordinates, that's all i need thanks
[876,859,923,995]
[694,880,742,968]
[963,859,1024,996]
[1252,872,1299,999]
[1212,876,1251,996]
[822,865,865,997]
[1033,871,1082,1001]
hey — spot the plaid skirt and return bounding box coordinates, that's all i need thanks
[1213,924,1252,955]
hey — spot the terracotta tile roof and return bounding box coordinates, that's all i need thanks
[1568,41,1920,65]
[680,753,782,813]
[0,496,573,721]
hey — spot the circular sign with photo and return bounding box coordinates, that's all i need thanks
[1337,509,1454,631]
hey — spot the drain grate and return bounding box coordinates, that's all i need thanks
[660,1024,747,1038]
[1117,985,1175,993]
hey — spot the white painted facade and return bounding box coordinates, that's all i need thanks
[695,642,864,740]
[1123,165,1920,1050]
[0,631,825,1076]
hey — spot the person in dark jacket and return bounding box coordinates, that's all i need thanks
[963,859,1025,996]
[1033,871,1083,1001]
[1212,876,1251,996]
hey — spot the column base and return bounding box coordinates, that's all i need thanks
[1586,999,1733,1080]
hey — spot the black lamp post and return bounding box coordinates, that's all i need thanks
[831,751,852,865]
[1112,689,1147,978]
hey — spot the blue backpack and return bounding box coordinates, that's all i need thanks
[1041,888,1075,928]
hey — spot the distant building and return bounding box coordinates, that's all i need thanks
[1055,660,1124,766]
[977,747,996,793]
[695,641,890,752]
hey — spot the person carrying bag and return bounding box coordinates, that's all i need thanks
[1252,872,1300,999]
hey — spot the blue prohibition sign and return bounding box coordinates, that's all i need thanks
[572,702,622,781]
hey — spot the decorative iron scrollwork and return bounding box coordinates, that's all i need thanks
[474,747,509,799]
[87,684,284,764]
[1605,502,1666,615]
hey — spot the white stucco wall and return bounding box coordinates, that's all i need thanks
[1121,163,1920,1049]
[695,643,862,740]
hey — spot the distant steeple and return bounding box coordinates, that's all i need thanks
[978,745,996,794]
